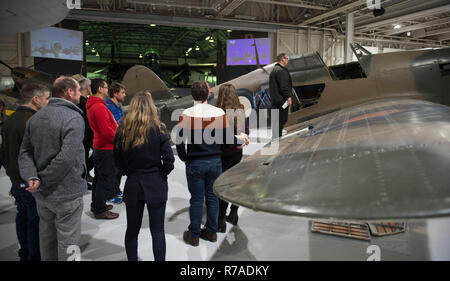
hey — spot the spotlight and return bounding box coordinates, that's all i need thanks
[373,7,385,17]
[304,9,311,18]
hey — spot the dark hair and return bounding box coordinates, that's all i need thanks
[109,82,126,98]
[215,84,245,135]
[21,82,50,103]
[191,80,209,102]
[91,78,107,95]
[52,77,77,98]
[276,53,287,62]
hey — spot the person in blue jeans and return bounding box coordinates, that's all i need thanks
[0,83,50,260]
[114,91,174,261]
[106,82,127,204]
[176,81,249,246]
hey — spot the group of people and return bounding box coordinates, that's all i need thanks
[0,52,293,261]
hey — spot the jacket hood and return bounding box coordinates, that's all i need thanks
[86,96,106,110]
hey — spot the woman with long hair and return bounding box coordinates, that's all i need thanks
[114,90,174,261]
[215,83,249,232]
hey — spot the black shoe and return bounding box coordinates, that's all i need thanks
[183,231,199,247]
[226,213,239,225]
[94,210,119,220]
[91,204,113,213]
[200,228,217,242]
[218,219,227,233]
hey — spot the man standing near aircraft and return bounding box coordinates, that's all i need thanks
[105,82,126,204]
[1,83,50,261]
[269,53,292,138]
[87,78,119,220]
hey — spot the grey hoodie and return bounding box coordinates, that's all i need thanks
[19,97,87,202]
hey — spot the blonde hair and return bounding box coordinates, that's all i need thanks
[115,90,164,151]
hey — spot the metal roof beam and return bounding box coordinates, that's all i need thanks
[68,9,279,32]
[415,27,450,38]
[217,0,247,17]
[383,17,450,35]
[245,0,329,10]
[437,33,450,42]
[298,0,367,26]
[356,4,450,32]
[126,0,217,11]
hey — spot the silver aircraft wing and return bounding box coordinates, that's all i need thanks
[213,98,450,221]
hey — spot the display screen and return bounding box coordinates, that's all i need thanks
[227,38,270,66]
[30,27,83,61]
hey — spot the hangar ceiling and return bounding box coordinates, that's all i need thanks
[72,0,450,49]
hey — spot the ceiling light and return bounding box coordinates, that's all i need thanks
[304,9,311,18]
[85,41,89,46]
[394,24,401,29]
[195,45,200,51]
[91,48,95,53]
[139,54,143,59]
[227,30,232,33]
[150,24,156,27]
[209,38,214,43]
[95,52,99,57]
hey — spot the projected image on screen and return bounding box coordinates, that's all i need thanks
[227,38,270,66]
[30,27,83,61]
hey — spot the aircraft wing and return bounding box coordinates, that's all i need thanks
[213,98,450,221]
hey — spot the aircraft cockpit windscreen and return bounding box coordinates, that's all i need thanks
[328,61,367,80]
[287,52,331,82]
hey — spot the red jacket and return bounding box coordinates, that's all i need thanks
[86,96,117,150]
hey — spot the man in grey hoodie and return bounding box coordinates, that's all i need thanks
[19,76,87,261]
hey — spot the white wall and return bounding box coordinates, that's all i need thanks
[0,33,33,75]
[274,28,345,66]
[273,28,407,66]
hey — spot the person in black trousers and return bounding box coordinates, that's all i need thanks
[113,90,174,261]
[215,83,249,233]
[269,53,292,138]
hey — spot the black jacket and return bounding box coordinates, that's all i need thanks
[269,63,293,108]
[0,106,36,184]
[77,95,94,149]
[113,127,175,204]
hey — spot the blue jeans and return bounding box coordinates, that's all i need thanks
[186,157,222,236]
[10,183,41,261]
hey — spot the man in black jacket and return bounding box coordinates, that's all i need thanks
[269,53,292,138]
[0,82,50,261]
[77,78,94,188]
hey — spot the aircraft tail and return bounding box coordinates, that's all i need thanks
[121,65,174,105]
